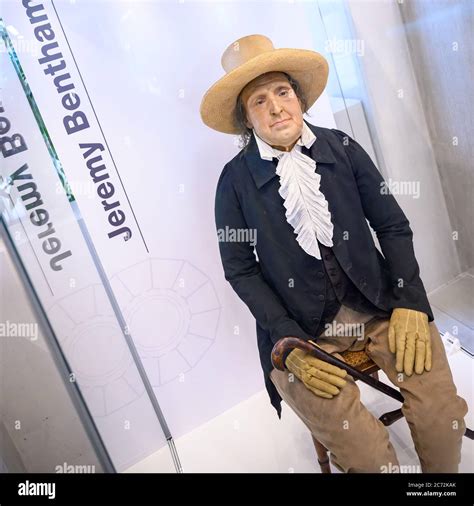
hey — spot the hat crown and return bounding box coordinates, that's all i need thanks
[221,34,274,73]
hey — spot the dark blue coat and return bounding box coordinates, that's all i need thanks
[214,121,433,418]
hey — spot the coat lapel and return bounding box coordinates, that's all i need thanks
[243,133,278,190]
[242,121,352,269]
[244,120,337,190]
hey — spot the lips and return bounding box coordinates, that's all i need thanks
[272,119,290,127]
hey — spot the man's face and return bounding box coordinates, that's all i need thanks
[240,72,304,150]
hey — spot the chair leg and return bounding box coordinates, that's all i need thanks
[311,435,331,474]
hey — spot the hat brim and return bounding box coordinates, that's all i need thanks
[200,48,329,134]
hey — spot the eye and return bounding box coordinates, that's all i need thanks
[280,89,288,96]
[256,98,265,105]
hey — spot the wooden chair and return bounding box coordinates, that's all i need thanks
[311,348,404,473]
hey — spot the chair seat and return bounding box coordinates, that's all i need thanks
[340,349,379,375]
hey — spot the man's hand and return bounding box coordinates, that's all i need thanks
[285,340,347,398]
[388,308,432,376]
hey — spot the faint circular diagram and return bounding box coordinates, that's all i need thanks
[47,258,221,417]
[113,258,221,387]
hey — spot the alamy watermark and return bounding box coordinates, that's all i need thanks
[18,481,55,500]
[55,462,96,473]
[323,321,365,338]
[0,321,38,341]
[381,462,421,473]
[55,180,96,198]
[325,37,365,57]
[0,36,40,57]
[217,226,257,247]
[380,179,420,199]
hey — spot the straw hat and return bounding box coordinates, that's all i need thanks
[199,34,329,135]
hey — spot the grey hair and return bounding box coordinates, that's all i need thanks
[233,72,311,151]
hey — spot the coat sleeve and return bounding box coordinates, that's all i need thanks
[331,129,434,321]
[214,163,313,345]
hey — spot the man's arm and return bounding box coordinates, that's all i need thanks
[332,129,433,321]
[215,164,312,345]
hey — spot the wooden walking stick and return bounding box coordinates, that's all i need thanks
[271,336,474,440]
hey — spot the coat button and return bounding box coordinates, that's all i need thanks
[317,271,324,278]
[312,316,320,323]
[318,294,325,301]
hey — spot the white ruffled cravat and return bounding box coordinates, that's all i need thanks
[253,124,334,260]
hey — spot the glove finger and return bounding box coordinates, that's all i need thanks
[414,335,425,375]
[305,355,347,378]
[307,376,340,396]
[285,356,307,382]
[395,326,406,373]
[285,350,310,375]
[388,323,396,354]
[404,332,417,376]
[320,364,347,379]
[425,334,432,372]
[307,385,333,399]
[308,367,347,388]
[421,319,432,372]
[303,372,340,395]
[287,351,347,384]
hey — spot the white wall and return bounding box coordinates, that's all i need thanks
[345,0,461,291]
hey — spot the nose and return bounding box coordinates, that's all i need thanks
[269,95,283,116]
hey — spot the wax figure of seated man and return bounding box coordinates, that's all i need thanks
[200,34,468,473]
[272,303,465,473]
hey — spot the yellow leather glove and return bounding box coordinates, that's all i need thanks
[388,308,432,376]
[285,340,347,398]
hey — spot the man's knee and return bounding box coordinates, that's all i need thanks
[325,420,399,473]
[401,364,469,422]
[403,392,468,438]
[329,437,399,473]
